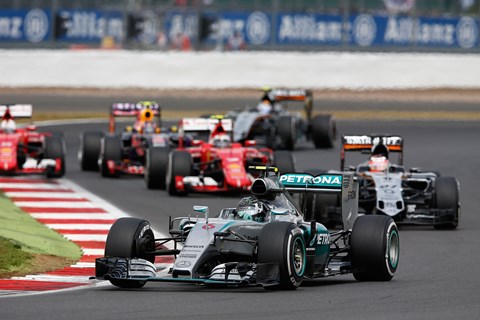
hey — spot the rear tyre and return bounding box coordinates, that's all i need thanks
[273,150,295,174]
[434,177,460,230]
[257,222,306,290]
[44,136,66,178]
[351,216,399,281]
[166,150,192,196]
[276,116,296,150]
[105,217,156,289]
[79,131,103,171]
[311,115,336,149]
[145,147,169,190]
[100,136,122,178]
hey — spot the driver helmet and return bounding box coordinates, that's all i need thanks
[236,201,265,222]
[257,99,272,115]
[134,107,156,133]
[368,155,389,172]
[1,119,16,133]
[211,133,232,148]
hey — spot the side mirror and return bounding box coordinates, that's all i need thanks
[244,140,257,147]
[193,205,209,222]
[26,125,36,131]
[193,205,208,214]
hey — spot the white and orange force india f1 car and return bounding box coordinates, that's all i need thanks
[304,134,460,229]
[95,167,400,290]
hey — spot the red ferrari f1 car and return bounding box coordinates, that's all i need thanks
[0,104,65,178]
[144,116,295,195]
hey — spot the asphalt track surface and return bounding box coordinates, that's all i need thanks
[3,91,480,113]
[1,96,480,320]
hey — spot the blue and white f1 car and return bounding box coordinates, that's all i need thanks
[95,167,399,290]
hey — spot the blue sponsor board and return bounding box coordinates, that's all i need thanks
[167,11,272,46]
[276,13,343,45]
[55,10,123,42]
[208,11,271,45]
[0,9,51,43]
[416,16,478,48]
[164,11,198,46]
[349,14,479,48]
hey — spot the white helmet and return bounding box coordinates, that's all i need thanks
[211,134,232,148]
[1,119,16,133]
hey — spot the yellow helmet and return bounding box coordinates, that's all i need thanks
[140,108,154,122]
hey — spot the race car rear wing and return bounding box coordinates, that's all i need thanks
[266,89,312,102]
[110,102,160,117]
[263,88,314,121]
[109,102,161,133]
[341,134,404,170]
[0,104,33,119]
[279,172,359,231]
[179,118,233,133]
[178,117,233,146]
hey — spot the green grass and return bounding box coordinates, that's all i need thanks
[0,237,33,275]
[0,193,82,259]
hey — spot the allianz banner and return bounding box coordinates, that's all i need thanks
[55,10,123,42]
[276,13,343,45]
[0,9,51,43]
[349,14,479,49]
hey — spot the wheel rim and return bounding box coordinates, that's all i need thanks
[292,238,306,276]
[387,230,399,268]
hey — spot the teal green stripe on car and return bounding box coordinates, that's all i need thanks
[219,221,237,231]
[388,229,400,268]
[279,173,342,189]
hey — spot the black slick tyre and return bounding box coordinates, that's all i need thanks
[276,116,296,150]
[273,150,295,174]
[79,131,103,171]
[145,147,169,190]
[257,222,306,290]
[166,150,192,196]
[434,177,460,230]
[105,217,156,289]
[311,115,336,149]
[350,215,399,281]
[44,135,66,178]
[100,136,122,178]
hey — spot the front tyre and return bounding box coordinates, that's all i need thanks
[351,215,399,281]
[44,136,66,178]
[258,222,306,290]
[166,150,192,196]
[434,177,460,230]
[100,136,122,178]
[79,131,103,171]
[104,218,156,289]
[145,147,169,190]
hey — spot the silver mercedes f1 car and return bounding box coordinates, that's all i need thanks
[95,166,399,290]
